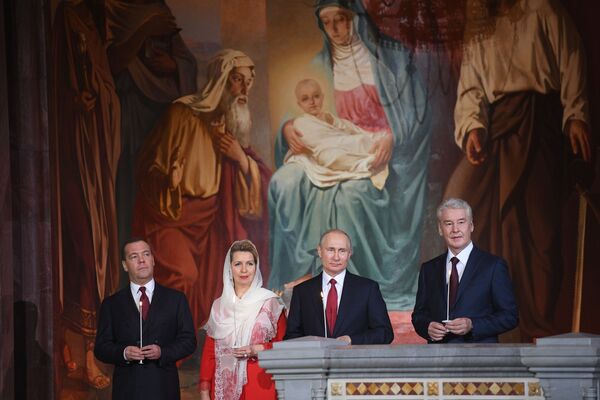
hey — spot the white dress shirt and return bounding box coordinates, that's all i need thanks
[322,269,346,309]
[123,279,156,360]
[446,241,474,283]
[130,279,155,309]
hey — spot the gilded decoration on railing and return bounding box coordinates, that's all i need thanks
[329,379,542,398]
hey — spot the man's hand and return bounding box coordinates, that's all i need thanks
[337,335,352,345]
[465,128,486,165]
[427,321,447,341]
[566,119,592,162]
[282,120,310,155]
[141,344,161,360]
[124,345,144,361]
[444,317,473,336]
[218,133,249,174]
[370,132,393,171]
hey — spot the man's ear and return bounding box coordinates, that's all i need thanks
[437,223,443,236]
[317,245,322,258]
[122,261,128,272]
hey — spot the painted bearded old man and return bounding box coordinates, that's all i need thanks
[133,50,271,330]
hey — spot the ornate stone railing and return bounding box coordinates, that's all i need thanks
[259,333,600,400]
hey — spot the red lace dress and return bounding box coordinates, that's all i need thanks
[199,300,287,399]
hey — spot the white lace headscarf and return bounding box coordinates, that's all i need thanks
[175,49,254,113]
[204,240,283,400]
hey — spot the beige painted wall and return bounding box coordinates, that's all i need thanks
[266,0,334,154]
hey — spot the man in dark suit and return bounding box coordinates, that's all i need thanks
[95,238,196,399]
[412,198,518,343]
[284,229,393,345]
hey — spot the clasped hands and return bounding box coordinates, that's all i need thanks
[428,318,472,341]
[125,344,161,361]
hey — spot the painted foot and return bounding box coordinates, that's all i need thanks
[85,349,110,390]
[62,344,78,372]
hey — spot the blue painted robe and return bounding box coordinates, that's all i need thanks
[268,2,431,310]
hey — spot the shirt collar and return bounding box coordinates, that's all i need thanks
[446,241,474,266]
[323,269,347,286]
[130,279,155,294]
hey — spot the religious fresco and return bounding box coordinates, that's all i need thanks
[269,0,434,315]
[48,0,598,397]
[50,0,120,392]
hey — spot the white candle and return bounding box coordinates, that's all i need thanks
[321,291,328,338]
[444,268,451,323]
[139,300,143,364]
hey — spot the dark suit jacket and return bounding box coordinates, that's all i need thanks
[284,271,393,344]
[412,246,519,343]
[94,283,196,400]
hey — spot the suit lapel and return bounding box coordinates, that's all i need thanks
[123,286,140,319]
[437,255,449,315]
[333,272,354,337]
[310,274,327,336]
[118,288,144,344]
[454,246,482,306]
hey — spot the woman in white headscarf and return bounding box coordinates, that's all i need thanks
[199,240,286,400]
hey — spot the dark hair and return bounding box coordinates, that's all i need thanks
[121,237,150,260]
[229,240,259,263]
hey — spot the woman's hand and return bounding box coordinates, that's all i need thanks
[231,344,264,359]
[199,389,211,400]
[282,120,310,155]
[370,132,393,171]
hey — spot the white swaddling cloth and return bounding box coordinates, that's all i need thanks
[285,113,389,190]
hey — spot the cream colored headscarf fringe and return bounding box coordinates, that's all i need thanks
[175,49,254,113]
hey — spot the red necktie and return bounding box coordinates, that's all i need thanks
[449,257,459,308]
[139,286,150,320]
[326,279,338,337]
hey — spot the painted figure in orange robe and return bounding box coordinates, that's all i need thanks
[133,49,271,331]
[104,0,197,244]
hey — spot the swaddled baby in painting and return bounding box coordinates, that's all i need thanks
[284,78,390,189]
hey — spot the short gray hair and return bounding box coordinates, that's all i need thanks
[436,198,473,222]
[319,228,353,251]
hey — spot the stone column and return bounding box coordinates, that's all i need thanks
[259,336,347,400]
[522,333,600,400]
